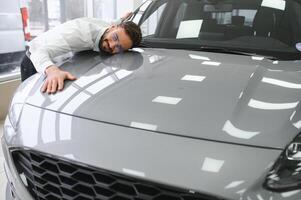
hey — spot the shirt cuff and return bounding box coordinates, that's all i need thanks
[93,26,109,52]
[38,61,55,75]
[93,31,103,52]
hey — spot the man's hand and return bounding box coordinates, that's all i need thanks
[121,12,133,21]
[41,65,76,94]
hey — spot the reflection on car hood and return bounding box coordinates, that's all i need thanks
[23,48,301,149]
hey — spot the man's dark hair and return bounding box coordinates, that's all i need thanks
[119,21,142,48]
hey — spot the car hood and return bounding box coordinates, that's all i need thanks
[21,48,301,149]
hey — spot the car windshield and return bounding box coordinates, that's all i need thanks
[131,0,301,60]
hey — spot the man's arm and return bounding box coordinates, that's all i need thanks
[31,48,77,94]
[31,14,133,94]
[29,18,94,93]
[29,46,77,94]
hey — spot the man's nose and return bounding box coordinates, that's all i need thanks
[111,41,119,53]
[108,41,115,53]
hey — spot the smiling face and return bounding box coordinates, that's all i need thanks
[100,25,133,54]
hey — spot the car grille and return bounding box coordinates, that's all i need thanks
[11,149,220,200]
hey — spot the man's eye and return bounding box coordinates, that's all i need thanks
[113,33,118,41]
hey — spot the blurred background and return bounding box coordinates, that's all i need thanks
[28,0,143,35]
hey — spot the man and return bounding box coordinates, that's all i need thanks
[21,13,142,94]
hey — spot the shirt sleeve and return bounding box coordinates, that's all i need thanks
[28,18,122,74]
[29,48,55,74]
[28,18,95,74]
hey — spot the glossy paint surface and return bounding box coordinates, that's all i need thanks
[3,48,301,199]
[21,49,301,149]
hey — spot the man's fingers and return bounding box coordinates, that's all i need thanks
[51,80,58,93]
[122,12,133,21]
[41,68,76,94]
[58,78,64,91]
[47,80,53,94]
[41,81,48,93]
[66,72,76,80]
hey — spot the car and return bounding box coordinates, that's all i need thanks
[2,0,301,199]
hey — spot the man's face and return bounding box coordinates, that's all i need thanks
[100,25,133,54]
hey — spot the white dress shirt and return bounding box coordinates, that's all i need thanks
[28,17,120,74]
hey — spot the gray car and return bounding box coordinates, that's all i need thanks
[2,0,301,199]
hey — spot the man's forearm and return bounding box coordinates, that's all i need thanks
[29,50,55,74]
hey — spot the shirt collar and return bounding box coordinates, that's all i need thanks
[93,26,109,52]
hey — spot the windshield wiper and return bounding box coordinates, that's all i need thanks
[196,46,278,60]
[138,41,279,60]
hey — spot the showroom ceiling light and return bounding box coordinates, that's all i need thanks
[261,0,286,10]
[251,56,264,61]
[248,99,299,110]
[225,181,245,189]
[201,61,221,66]
[152,96,182,105]
[176,20,203,39]
[201,157,224,173]
[123,168,145,178]
[262,77,301,89]
[181,75,206,82]
[130,122,158,131]
[222,120,260,139]
[189,54,210,61]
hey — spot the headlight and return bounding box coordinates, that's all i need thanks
[6,73,42,130]
[8,103,24,130]
[4,103,24,143]
[264,134,301,191]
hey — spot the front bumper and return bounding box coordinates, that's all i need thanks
[2,105,301,200]
[5,168,23,200]
[2,137,33,200]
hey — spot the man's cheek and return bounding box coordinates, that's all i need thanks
[105,41,110,51]
[101,42,107,52]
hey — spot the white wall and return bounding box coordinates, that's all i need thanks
[116,0,134,18]
[94,0,143,22]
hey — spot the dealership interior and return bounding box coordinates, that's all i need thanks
[1,0,143,198]
[1,0,301,199]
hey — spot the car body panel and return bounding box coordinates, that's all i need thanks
[3,104,293,200]
[19,49,301,149]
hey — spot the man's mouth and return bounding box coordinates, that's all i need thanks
[102,40,112,54]
[106,41,110,52]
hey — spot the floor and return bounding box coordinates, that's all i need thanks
[0,120,7,200]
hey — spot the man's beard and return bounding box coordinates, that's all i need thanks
[99,28,109,52]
